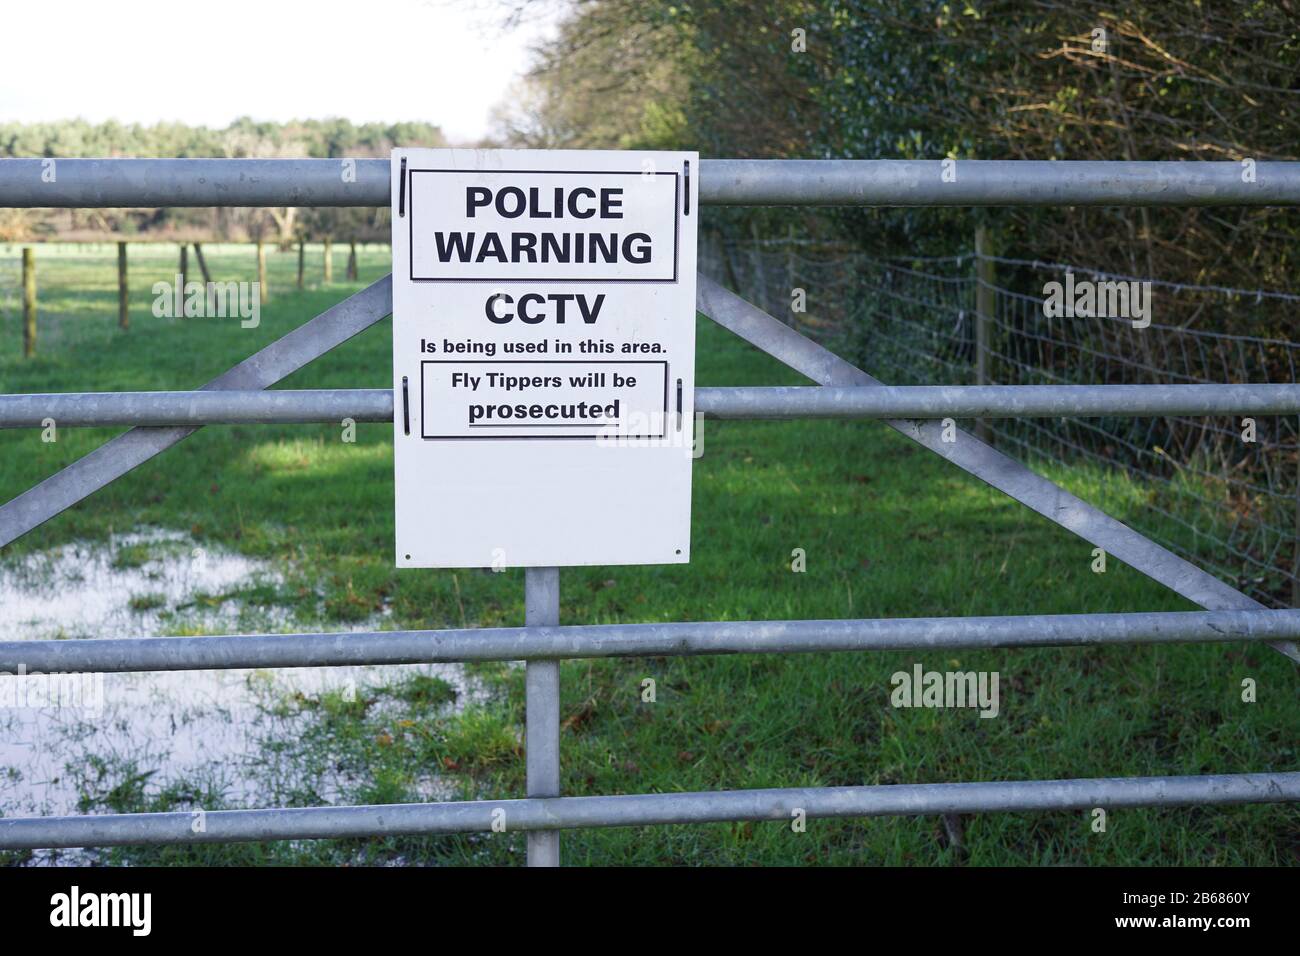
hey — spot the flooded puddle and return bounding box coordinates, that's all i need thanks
[0,527,293,641]
[0,529,472,858]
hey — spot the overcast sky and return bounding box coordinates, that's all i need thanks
[1,0,557,143]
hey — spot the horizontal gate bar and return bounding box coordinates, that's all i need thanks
[1,772,1296,849]
[707,160,1300,207]
[4,609,1299,673]
[5,384,1300,428]
[0,389,393,427]
[700,384,1300,420]
[2,159,1300,208]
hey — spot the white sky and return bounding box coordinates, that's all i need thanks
[0,0,559,144]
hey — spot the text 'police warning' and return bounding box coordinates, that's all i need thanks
[435,186,652,269]
[408,169,680,283]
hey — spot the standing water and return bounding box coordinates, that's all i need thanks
[0,528,471,859]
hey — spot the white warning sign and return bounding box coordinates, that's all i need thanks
[391,148,699,569]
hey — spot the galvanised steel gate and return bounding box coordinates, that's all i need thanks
[1,159,1300,866]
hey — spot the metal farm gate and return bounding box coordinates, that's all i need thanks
[1,158,1299,866]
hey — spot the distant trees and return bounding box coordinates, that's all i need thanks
[0,117,448,242]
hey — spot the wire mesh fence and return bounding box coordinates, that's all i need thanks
[701,237,1300,609]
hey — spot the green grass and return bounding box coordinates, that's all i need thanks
[0,243,1297,866]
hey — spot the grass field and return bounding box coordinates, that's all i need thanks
[0,242,1296,865]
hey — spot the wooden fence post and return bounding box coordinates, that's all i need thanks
[257,240,270,303]
[22,247,36,357]
[347,240,357,281]
[117,241,129,330]
[749,219,766,307]
[179,243,188,305]
[786,222,796,301]
[323,237,333,285]
[297,240,305,290]
[1294,424,1300,608]
[974,226,994,444]
[193,243,212,284]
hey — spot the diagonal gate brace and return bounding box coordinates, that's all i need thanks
[695,274,1300,665]
[0,277,393,549]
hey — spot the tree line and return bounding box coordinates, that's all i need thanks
[0,117,447,245]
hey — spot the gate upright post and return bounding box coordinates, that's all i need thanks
[525,567,561,866]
